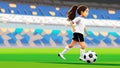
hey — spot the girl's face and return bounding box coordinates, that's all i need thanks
[81,8,89,17]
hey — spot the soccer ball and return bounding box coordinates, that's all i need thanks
[84,50,97,63]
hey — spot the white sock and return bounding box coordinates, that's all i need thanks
[60,45,70,55]
[80,49,85,58]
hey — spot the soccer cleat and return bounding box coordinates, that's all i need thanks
[79,57,86,62]
[58,53,66,60]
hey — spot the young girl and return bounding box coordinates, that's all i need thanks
[58,5,89,61]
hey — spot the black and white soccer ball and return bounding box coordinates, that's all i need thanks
[84,50,97,63]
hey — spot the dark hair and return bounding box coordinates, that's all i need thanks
[67,5,88,21]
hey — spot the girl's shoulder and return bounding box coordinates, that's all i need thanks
[76,16,84,19]
[74,16,84,20]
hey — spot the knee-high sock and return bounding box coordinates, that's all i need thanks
[60,45,70,55]
[80,49,85,58]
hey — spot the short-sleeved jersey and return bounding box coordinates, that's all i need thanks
[72,16,85,34]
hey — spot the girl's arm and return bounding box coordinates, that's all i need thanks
[84,27,89,36]
[70,21,76,32]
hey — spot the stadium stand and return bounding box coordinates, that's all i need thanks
[0,1,120,47]
[0,2,120,20]
[0,28,119,47]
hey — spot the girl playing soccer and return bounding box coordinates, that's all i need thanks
[58,5,89,61]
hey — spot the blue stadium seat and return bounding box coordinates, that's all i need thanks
[39,6,52,16]
[7,33,16,40]
[51,30,60,35]
[36,6,45,16]
[66,30,73,44]
[89,9,95,14]
[66,30,73,37]
[103,37,112,45]
[0,8,10,14]
[66,38,72,44]
[17,9,25,14]
[17,4,31,15]
[59,7,68,17]
[91,38,100,45]
[14,28,23,35]
[33,29,43,35]
[33,39,41,46]
[109,14,118,20]
[8,39,16,45]
[97,33,105,40]
[20,34,30,46]
[114,37,120,45]
[8,7,18,14]
[0,2,9,8]
[16,4,26,15]
[50,30,63,45]
[32,9,43,16]
[0,35,4,45]
[108,32,119,38]
[51,34,63,45]
[100,9,109,19]
[88,31,97,39]
[7,33,17,46]
[41,34,51,46]
[39,6,62,16]
[84,37,93,45]
[88,9,97,19]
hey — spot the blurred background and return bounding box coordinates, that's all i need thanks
[0,0,120,48]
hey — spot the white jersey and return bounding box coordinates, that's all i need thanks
[72,16,85,34]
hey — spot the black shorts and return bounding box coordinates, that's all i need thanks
[72,33,84,42]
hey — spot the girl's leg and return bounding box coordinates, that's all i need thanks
[58,40,77,60]
[78,42,86,60]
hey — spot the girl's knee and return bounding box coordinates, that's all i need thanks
[81,47,85,49]
[81,45,85,49]
[69,45,73,48]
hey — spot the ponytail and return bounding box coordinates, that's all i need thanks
[67,5,78,21]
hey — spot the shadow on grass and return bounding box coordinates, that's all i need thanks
[37,61,120,66]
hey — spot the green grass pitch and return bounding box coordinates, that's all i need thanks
[0,47,120,68]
